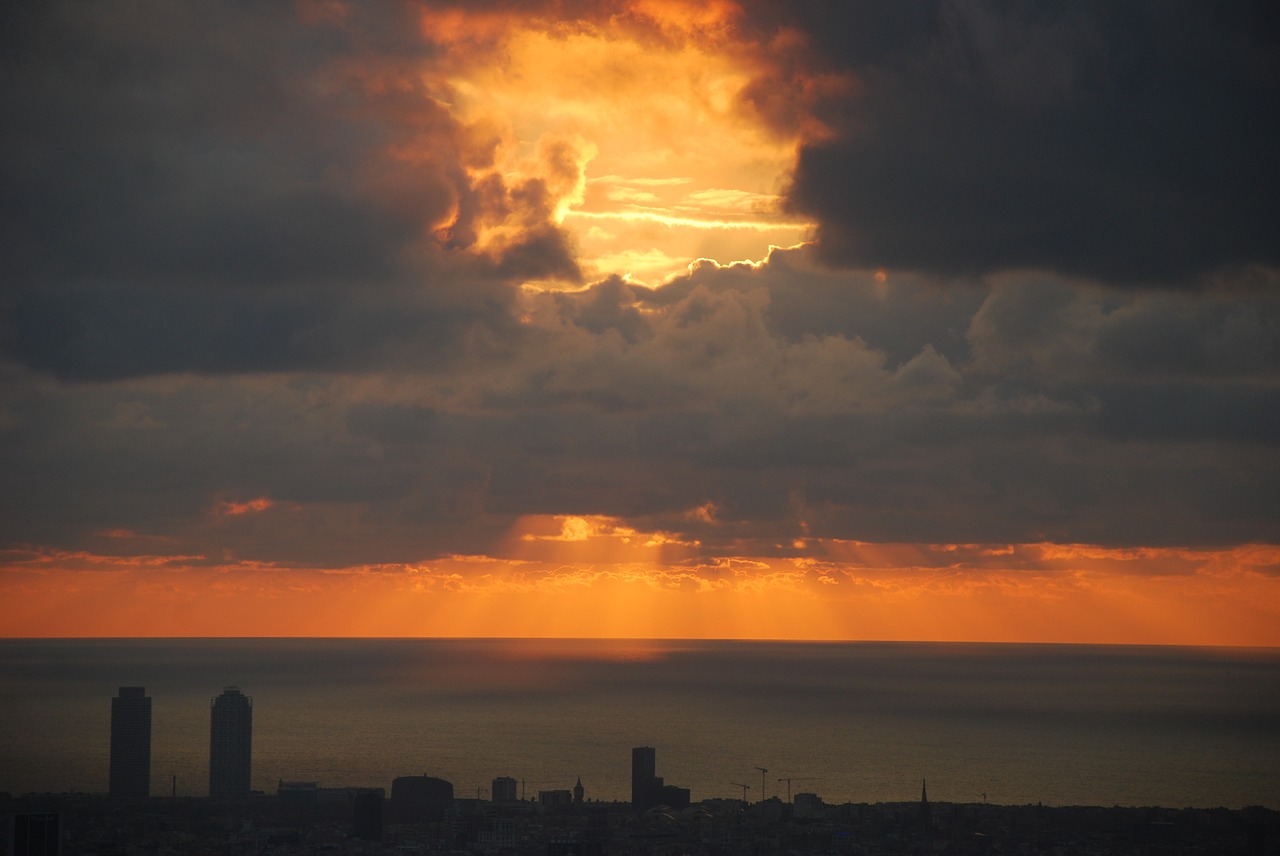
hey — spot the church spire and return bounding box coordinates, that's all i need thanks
[920,778,932,829]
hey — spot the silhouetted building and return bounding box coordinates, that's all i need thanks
[492,776,518,803]
[632,747,658,808]
[657,784,691,810]
[630,746,691,810]
[277,780,321,821]
[793,792,825,819]
[109,686,151,798]
[352,789,384,841]
[389,775,453,823]
[920,779,932,831]
[209,686,252,798]
[574,776,585,805]
[539,789,573,809]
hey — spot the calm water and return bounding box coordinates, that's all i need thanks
[1,639,1277,808]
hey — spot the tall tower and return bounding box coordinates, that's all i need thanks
[209,686,252,798]
[491,776,518,802]
[109,686,151,797]
[631,747,657,808]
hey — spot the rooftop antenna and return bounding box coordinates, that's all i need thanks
[755,766,768,802]
[520,779,550,801]
[730,782,751,803]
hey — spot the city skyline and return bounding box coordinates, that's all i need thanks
[2,1,1279,646]
[2,638,1275,810]
[90,684,1127,810]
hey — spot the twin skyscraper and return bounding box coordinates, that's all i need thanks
[108,687,151,798]
[108,685,253,798]
[208,686,253,798]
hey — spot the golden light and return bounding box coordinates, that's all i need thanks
[416,1,820,283]
[4,541,1280,645]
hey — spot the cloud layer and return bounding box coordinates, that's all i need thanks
[2,1,1278,640]
[775,1,1280,283]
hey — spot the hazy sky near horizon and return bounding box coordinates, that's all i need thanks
[2,0,1279,643]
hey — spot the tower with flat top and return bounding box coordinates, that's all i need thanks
[209,686,252,798]
[109,686,151,798]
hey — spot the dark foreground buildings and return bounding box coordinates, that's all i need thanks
[108,686,151,798]
[5,789,1275,856]
[209,686,253,798]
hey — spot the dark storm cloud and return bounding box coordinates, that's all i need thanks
[0,1,577,380]
[769,0,1280,283]
[503,250,1280,548]
[2,282,524,379]
[3,246,1280,561]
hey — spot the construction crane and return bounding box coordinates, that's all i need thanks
[755,766,768,802]
[730,782,751,803]
[776,777,815,803]
[521,779,551,801]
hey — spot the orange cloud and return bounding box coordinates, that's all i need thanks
[216,497,276,517]
[3,540,1278,645]
[406,0,837,283]
[628,0,743,33]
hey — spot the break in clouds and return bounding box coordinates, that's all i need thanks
[2,0,1278,567]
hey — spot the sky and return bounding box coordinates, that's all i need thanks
[2,0,1279,644]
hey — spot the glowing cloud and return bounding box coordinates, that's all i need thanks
[413,0,829,282]
[4,541,1278,646]
[216,497,276,517]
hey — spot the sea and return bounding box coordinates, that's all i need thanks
[1,639,1277,809]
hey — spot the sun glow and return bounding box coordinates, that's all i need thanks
[416,1,819,283]
[4,540,1279,645]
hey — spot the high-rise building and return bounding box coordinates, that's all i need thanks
[209,686,252,798]
[491,776,518,803]
[109,686,151,798]
[631,746,657,808]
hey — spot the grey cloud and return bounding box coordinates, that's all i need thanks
[1094,382,1280,445]
[2,280,523,380]
[0,371,509,564]
[967,271,1280,382]
[1094,292,1280,378]
[0,2,577,381]
[646,248,987,368]
[775,0,1280,284]
[552,276,651,344]
[6,238,1280,562]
